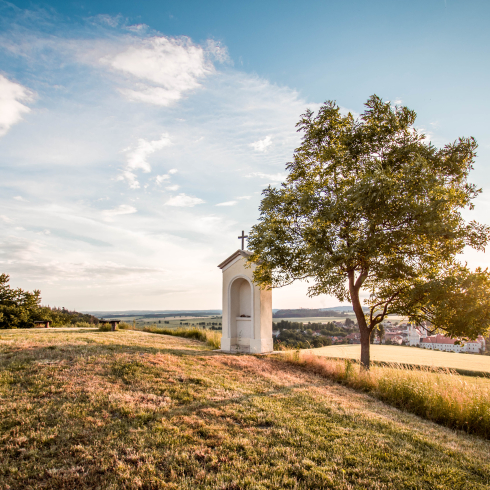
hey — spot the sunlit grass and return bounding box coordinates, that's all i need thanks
[143,325,221,350]
[281,351,490,439]
[0,329,489,489]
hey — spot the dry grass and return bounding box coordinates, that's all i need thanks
[282,351,490,439]
[142,326,221,350]
[309,344,490,374]
[0,329,489,489]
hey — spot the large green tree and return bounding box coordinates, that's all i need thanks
[248,95,490,368]
[0,273,43,329]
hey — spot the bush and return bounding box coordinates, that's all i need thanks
[74,321,94,328]
[118,322,132,330]
[98,323,112,332]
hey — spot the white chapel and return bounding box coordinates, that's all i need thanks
[217,245,273,354]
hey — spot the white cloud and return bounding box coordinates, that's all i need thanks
[250,135,272,152]
[155,168,178,186]
[13,195,28,202]
[237,196,251,200]
[216,201,237,207]
[205,40,231,64]
[0,75,34,137]
[0,215,13,223]
[247,172,287,183]
[119,133,171,188]
[93,14,122,28]
[103,36,214,106]
[124,134,171,172]
[101,204,137,219]
[164,193,204,207]
[154,174,170,185]
[0,11,333,310]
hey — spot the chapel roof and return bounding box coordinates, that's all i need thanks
[217,249,252,270]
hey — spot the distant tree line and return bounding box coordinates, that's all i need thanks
[273,309,349,318]
[273,319,354,349]
[0,274,98,329]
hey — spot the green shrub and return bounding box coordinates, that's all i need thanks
[117,322,132,330]
[74,321,94,328]
[98,323,112,332]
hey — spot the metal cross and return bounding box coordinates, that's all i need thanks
[238,230,248,250]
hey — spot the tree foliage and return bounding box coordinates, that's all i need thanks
[0,274,43,329]
[248,95,490,367]
[0,274,98,329]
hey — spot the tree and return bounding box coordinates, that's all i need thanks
[371,323,385,344]
[0,274,42,329]
[248,95,490,368]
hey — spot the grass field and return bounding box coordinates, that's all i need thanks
[109,315,222,328]
[1,329,490,489]
[308,344,490,374]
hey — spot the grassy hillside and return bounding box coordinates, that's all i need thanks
[1,330,490,489]
[309,344,490,374]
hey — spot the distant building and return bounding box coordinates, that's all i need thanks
[419,334,485,353]
[345,332,361,344]
[407,324,428,346]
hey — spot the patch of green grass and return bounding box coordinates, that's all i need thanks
[0,329,489,489]
[281,351,490,439]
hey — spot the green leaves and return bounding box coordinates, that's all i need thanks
[394,266,490,340]
[0,274,43,329]
[248,95,490,351]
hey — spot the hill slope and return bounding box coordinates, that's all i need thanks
[1,329,489,489]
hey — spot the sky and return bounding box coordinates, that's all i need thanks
[1,0,490,311]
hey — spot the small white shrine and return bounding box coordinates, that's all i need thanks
[217,233,273,354]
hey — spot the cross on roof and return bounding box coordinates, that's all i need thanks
[238,230,248,250]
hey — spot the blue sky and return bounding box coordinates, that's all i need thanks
[1,0,489,310]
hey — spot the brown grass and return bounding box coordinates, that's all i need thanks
[0,329,489,489]
[280,351,490,439]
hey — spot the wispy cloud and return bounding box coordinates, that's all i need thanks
[216,201,237,207]
[102,36,215,106]
[250,135,272,152]
[164,193,204,207]
[155,168,178,185]
[0,215,13,223]
[13,196,28,202]
[0,75,34,137]
[101,204,137,220]
[247,172,286,183]
[119,134,171,188]
[0,6,325,309]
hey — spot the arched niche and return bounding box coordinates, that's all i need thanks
[218,249,273,354]
[229,276,253,350]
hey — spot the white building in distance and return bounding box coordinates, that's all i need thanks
[407,324,485,353]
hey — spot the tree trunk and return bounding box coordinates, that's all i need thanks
[348,270,371,369]
[360,329,371,369]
